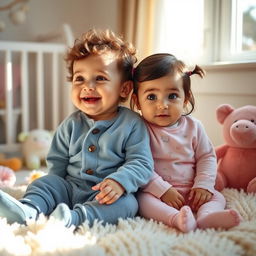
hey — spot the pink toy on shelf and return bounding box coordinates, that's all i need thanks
[0,166,16,187]
[215,104,256,193]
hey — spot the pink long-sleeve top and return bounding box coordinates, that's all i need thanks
[142,115,217,198]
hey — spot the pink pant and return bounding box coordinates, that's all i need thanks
[137,188,226,227]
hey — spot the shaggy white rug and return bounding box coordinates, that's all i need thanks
[0,186,255,256]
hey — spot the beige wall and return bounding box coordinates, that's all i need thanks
[192,63,256,146]
[0,0,120,42]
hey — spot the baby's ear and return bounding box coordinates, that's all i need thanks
[131,93,141,110]
[183,98,189,108]
[120,81,133,98]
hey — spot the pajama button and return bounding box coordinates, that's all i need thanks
[85,169,94,175]
[88,145,96,152]
[92,128,100,134]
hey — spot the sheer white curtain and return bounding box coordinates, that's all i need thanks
[119,0,157,61]
[119,0,205,64]
[152,0,205,66]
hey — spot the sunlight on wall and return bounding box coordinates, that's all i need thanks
[153,0,204,67]
[6,61,13,92]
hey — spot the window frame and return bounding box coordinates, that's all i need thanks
[153,0,256,65]
[217,0,256,63]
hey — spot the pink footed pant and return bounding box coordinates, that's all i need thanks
[137,188,241,231]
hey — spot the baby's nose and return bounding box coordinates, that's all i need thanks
[83,81,96,90]
[158,100,169,109]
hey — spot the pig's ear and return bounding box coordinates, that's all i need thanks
[216,104,234,124]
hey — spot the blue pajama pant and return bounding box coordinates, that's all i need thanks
[20,174,138,226]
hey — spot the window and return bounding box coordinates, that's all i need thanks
[241,1,256,51]
[220,0,256,62]
[153,0,256,65]
[153,0,205,66]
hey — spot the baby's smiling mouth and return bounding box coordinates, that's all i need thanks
[81,96,101,103]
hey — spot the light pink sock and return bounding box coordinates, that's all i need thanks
[173,206,197,233]
[197,209,242,229]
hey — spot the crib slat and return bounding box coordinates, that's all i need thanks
[21,51,29,133]
[0,41,69,152]
[36,52,44,129]
[0,41,66,53]
[52,52,59,129]
[5,50,14,145]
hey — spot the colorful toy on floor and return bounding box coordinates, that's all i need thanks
[215,104,256,193]
[26,170,47,184]
[18,129,53,170]
[0,153,22,171]
[0,165,16,187]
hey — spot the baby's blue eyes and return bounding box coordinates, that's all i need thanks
[74,76,84,82]
[147,94,157,100]
[73,75,108,83]
[96,76,108,81]
[168,93,178,100]
[146,93,178,101]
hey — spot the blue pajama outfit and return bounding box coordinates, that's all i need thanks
[20,107,153,226]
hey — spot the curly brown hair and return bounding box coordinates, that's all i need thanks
[66,28,137,84]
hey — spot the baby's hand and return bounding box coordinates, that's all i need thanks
[160,187,185,210]
[189,188,213,211]
[92,179,125,205]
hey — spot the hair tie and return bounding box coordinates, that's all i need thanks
[131,67,135,78]
[186,71,193,76]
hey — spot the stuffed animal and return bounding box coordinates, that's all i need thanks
[18,129,53,170]
[0,153,22,171]
[215,104,256,193]
[0,165,16,187]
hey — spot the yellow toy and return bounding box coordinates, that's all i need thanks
[0,153,22,171]
[26,170,47,184]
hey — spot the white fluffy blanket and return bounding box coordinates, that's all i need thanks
[0,186,255,256]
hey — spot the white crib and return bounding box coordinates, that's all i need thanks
[0,39,74,152]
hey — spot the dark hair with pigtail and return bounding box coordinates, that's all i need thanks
[186,65,205,78]
[131,53,205,115]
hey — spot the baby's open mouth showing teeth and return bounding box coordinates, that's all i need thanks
[82,97,100,102]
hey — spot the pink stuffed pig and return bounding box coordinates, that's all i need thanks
[215,104,256,193]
